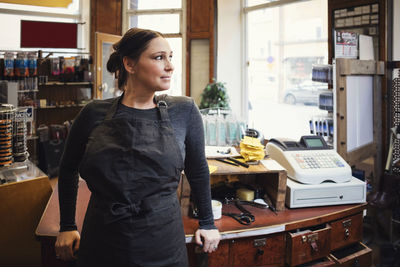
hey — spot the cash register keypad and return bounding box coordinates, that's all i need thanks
[292,153,345,169]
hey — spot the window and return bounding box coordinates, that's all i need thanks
[244,0,329,140]
[124,0,184,96]
[0,0,83,52]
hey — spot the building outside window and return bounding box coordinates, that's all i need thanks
[244,0,329,140]
[124,0,184,96]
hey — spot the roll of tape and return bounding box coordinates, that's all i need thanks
[236,188,254,201]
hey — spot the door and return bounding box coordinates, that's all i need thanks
[95,32,122,99]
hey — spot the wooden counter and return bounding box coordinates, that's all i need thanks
[36,177,367,267]
[0,161,52,267]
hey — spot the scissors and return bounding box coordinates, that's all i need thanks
[222,212,254,225]
[222,199,256,225]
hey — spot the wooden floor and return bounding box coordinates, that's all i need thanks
[49,177,58,190]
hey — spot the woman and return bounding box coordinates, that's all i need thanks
[55,27,220,266]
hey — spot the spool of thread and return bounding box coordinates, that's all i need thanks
[211,200,222,220]
[236,188,254,201]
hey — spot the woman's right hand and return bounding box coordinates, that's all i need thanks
[55,230,80,261]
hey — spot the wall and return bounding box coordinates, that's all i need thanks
[217,0,243,119]
[394,0,400,61]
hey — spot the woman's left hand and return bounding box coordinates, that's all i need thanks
[194,228,221,253]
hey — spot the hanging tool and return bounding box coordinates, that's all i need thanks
[264,194,278,215]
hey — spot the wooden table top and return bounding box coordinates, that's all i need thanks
[36,179,367,242]
[207,158,284,175]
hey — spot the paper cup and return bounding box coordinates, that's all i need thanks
[211,200,222,220]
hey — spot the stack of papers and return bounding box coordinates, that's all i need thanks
[239,136,265,162]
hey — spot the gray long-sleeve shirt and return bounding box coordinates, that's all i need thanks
[58,95,215,231]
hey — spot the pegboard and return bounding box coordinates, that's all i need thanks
[392,70,400,174]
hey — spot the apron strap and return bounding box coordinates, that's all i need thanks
[104,95,123,120]
[155,94,169,121]
[103,93,170,121]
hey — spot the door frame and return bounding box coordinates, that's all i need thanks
[95,32,122,99]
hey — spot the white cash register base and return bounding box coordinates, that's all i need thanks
[266,136,366,208]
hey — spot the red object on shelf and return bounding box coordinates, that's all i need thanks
[21,20,78,49]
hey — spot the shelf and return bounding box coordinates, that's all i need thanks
[39,82,92,86]
[35,104,86,110]
[335,25,379,31]
[27,135,39,140]
[334,12,379,20]
[18,90,39,93]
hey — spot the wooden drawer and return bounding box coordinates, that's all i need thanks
[297,257,336,266]
[329,213,363,251]
[329,242,372,267]
[231,233,286,267]
[187,241,230,267]
[286,224,331,266]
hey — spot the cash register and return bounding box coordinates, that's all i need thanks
[266,135,366,208]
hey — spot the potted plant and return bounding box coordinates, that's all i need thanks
[199,80,230,109]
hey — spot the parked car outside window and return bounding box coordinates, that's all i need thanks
[283,80,328,105]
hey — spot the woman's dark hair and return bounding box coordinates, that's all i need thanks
[106,28,164,90]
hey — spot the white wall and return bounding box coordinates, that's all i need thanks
[217,0,243,119]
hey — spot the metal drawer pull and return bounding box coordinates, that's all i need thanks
[344,228,350,239]
[342,219,352,228]
[253,238,266,247]
[307,233,318,242]
[310,240,319,252]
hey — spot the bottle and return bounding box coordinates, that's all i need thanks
[226,113,238,145]
[216,113,226,146]
[206,115,217,146]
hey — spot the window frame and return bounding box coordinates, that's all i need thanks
[122,0,186,95]
[242,0,329,139]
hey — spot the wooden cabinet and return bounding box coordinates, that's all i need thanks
[328,0,386,63]
[36,172,372,267]
[286,225,332,266]
[329,242,372,266]
[230,233,286,267]
[330,213,363,251]
[0,162,52,267]
[181,161,372,267]
[35,82,92,126]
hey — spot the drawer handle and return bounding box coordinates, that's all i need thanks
[310,240,319,253]
[301,233,319,243]
[253,238,266,247]
[345,228,350,239]
[343,219,352,228]
[308,233,318,242]
[256,248,264,256]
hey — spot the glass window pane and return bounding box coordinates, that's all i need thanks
[130,14,180,34]
[246,0,328,140]
[246,0,276,7]
[163,37,182,96]
[129,0,181,10]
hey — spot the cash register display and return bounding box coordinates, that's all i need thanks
[304,138,324,148]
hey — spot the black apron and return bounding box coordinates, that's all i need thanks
[77,95,188,267]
